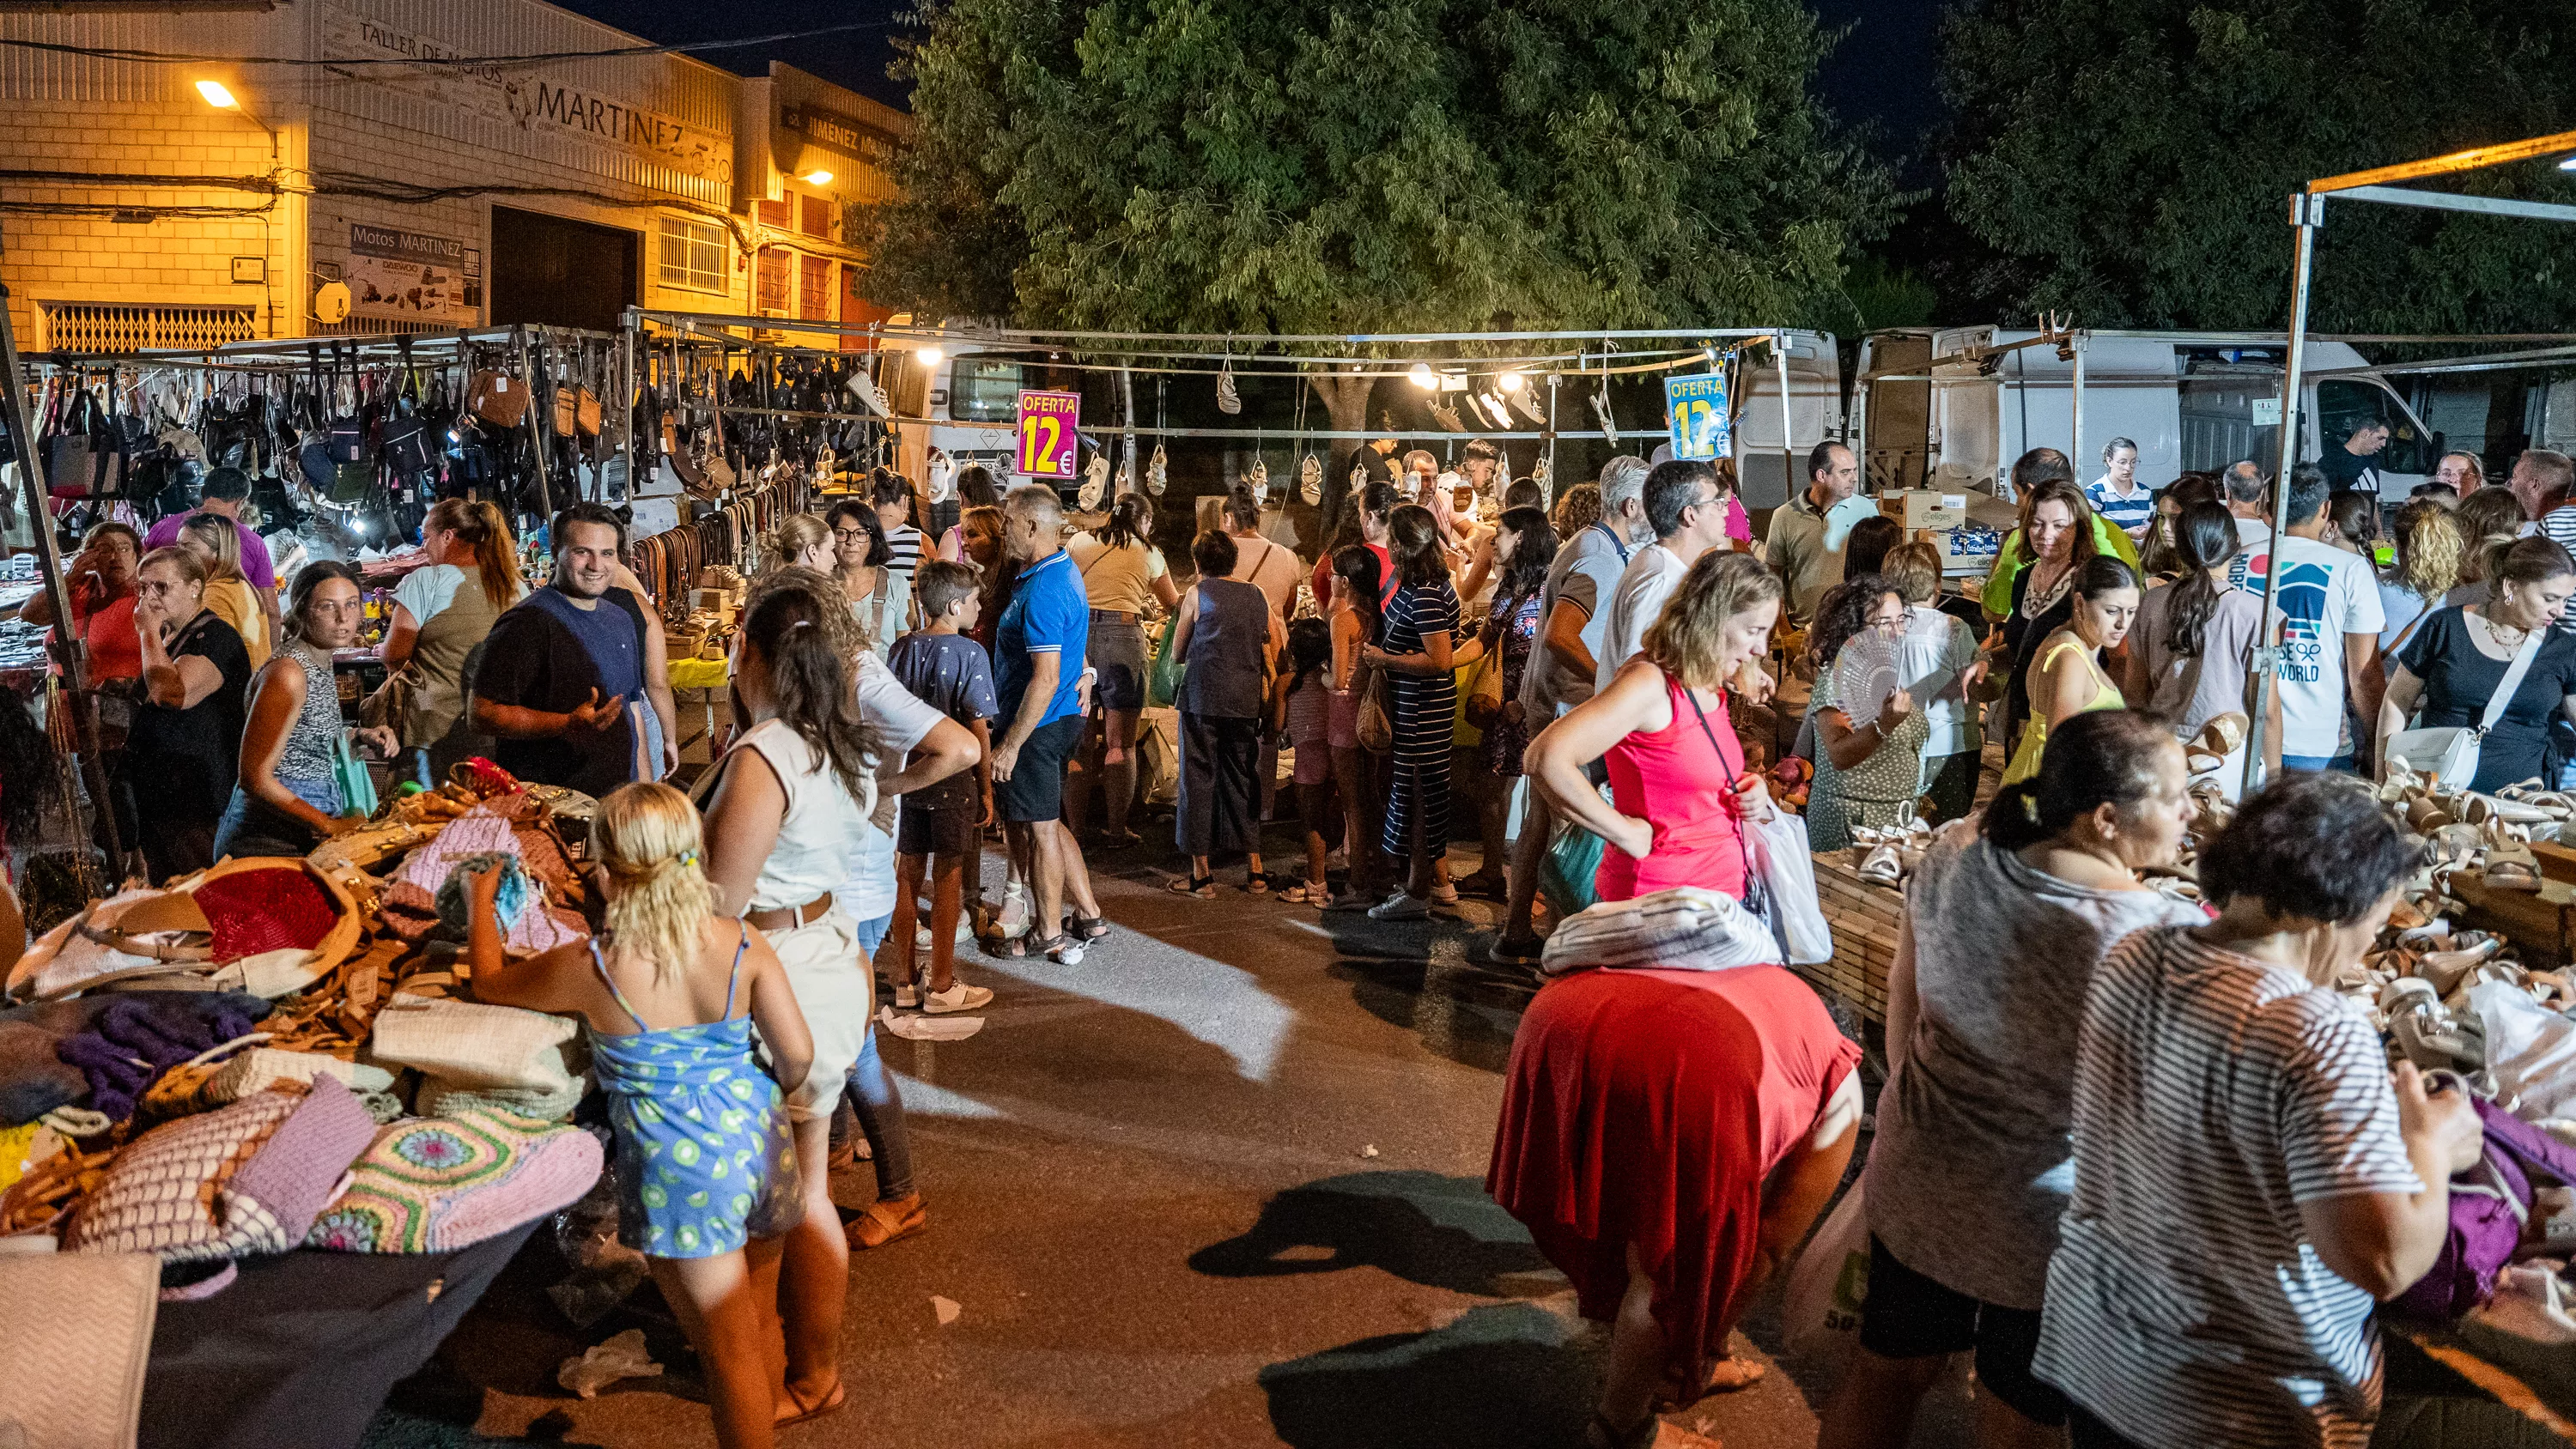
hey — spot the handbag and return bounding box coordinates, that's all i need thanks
[467,370,530,428]
[1680,683,1832,964]
[366,991,580,1094]
[331,732,379,820]
[1463,637,1508,731]
[1539,816,1606,920]
[2387,624,2543,789]
[1357,668,1394,753]
[2393,1090,2576,1320]
[1146,616,1186,710]
[361,664,416,737]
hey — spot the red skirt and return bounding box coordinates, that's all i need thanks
[1487,966,1859,1385]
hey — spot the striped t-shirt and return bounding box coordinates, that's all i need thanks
[883,524,926,586]
[2033,925,2422,1449]
[2085,476,2158,537]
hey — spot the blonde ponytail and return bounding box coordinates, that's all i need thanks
[589,782,718,985]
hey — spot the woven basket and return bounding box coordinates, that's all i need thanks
[1804,855,1901,1025]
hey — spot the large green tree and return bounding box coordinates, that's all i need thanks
[854,0,1898,429]
[1940,0,2576,331]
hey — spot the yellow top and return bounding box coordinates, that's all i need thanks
[2002,634,2123,785]
[204,576,269,670]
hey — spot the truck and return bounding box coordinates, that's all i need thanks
[1854,328,2444,501]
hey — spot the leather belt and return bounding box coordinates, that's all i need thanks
[1091,608,1139,624]
[744,894,833,932]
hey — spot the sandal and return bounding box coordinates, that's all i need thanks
[1039,932,1086,966]
[1245,871,1273,896]
[1451,870,1509,900]
[1066,912,1111,942]
[845,1194,928,1251]
[1167,873,1217,899]
[1483,935,1546,967]
[776,1378,848,1428]
[1857,842,1903,888]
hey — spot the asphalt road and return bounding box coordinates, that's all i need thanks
[368,839,1972,1449]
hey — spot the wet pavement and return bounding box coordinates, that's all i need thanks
[370,836,1978,1449]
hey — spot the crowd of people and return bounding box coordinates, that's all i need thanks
[28,425,2565,1449]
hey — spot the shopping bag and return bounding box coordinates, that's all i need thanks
[1540,821,1606,923]
[1357,671,1394,754]
[1741,785,1832,965]
[1782,1184,1870,1355]
[1146,619,1185,710]
[1463,648,1507,731]
[331,734,379,821]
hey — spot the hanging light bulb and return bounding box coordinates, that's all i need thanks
[1408,362,1438,390]
[916,343,945,367]
[1497,369,1526,393]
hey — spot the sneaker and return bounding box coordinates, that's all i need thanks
[914,924,933,951]
[923,980,994,1014]
[1368,891,1431,922]
[893,975,920,1009]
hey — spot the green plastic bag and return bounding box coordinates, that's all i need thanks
[332,733,379,820]
[1539,822,1605,922]
[1146,618,1185,710]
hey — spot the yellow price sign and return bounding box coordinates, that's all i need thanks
[1016,390,1081,480]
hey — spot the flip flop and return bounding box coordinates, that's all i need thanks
[776,1379,847,1428]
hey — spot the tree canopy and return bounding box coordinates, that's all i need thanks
[853,0,1900,337]
[1939,0,2576,331]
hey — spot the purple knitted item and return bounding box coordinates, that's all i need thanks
[225,1076,378,1244]
[56,996,264,1123]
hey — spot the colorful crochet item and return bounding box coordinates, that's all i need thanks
[306,1109,602,1254]
[191,866,339,961]
[64,1080,374,1265]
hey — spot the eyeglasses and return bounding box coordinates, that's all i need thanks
[831,528,870,543]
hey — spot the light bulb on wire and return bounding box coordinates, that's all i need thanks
[916,343,945,367]
[1408,363,1438,390]
[1497,369,1526,393]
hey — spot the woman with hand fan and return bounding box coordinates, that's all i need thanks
[1806,576,1928,852]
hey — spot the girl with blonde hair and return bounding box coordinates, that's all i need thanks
[177,512,269,667]
[766,512,835,574]
[465,781,810,1449]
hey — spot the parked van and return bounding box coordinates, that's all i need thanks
[1855,328,2441,500]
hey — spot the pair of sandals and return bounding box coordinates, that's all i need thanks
[1851,803,1934,888]
[1170,870,1271,899]
[1008,911,1110,962]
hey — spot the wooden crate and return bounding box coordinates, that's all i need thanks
[1805,854,1903,1024]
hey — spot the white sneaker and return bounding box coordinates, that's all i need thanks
[914,924,933,951]
[893,976,920,1009]
[1368,892,1431,922]
[923,981,994,1014]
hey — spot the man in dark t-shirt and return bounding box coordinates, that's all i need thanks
[471,504,649,797]
[2320,421,2390,495]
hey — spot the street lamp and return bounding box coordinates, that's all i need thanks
[801,168,834,186]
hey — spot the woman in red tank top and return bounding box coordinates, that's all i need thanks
[1526,553,1782,903]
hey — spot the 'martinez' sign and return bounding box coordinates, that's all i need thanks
[347,225,479,324]
[322,4,731,184]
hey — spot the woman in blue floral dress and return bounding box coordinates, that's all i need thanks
[1460,506,1558,898]
[465,782,813,1449]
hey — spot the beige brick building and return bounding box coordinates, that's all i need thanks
[0,0,903,352]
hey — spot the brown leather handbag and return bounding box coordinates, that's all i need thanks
[467,371,530,427]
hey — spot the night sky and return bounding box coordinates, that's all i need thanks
[550,0,1947,149]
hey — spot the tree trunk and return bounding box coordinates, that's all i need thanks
[1308,372,1376,540]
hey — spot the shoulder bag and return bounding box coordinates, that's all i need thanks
[1356,666,1394,753]
[2387,621,2543,790]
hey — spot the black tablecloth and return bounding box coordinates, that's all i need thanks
[143,1221,540,1449]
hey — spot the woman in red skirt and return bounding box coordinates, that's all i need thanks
[1499,554,1862,1449]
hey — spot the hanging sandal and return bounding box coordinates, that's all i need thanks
[1167,873,1217,899]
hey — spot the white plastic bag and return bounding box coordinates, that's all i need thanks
[2472,980,2576,1121]
[1781,1183,1869,1355]
[1742,785,1832,966]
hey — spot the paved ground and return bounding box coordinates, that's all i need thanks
[368,832,1978,1449]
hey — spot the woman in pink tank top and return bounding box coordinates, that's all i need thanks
[1526,554,1783,904]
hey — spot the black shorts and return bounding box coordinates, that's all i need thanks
[995,714,1081,824]
[1089,616,1148,712]
[897,801,978,859]
[1856,1235,2066,1428]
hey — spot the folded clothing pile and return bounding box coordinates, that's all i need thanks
[1541,888,1782,976]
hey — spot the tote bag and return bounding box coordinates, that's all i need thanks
[2387,627,2542,789]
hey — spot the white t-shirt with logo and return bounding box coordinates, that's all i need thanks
[837,651,951,925]
[2269,534,2384,760]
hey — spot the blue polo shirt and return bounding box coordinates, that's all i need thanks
[995,548,1087,728]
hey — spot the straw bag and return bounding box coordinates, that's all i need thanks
[0,1252,158,1448]
[1463,647,1507,731]
[367,991,579,1094]
[1357,669,1394,754]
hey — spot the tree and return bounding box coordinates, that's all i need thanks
[854,0,1899,438]
[1939,0,2576,332]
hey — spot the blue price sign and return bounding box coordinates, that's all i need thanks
[1665,373,1730,461]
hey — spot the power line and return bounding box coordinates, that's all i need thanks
[0,20,902,71]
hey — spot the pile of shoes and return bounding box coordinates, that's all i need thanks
[1850,805,1937,888]
[2379,765,2572,894]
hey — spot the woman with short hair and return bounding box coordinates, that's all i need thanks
[1169,530,1285,895]
[2378,498,2466,658]
[823,500,910,657]
[1806,575,1927,852]
[1820,711,2200,1449]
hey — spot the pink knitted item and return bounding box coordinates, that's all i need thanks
[225,1076,378,1244]
[306,1109,602,1253]
[64,1079,370,1267]
[392,809,519,894]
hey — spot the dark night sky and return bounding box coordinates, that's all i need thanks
[552,0,1946,149]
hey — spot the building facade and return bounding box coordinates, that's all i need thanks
[0,0,902,352]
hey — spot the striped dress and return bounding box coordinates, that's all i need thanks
[2033,926,2422,1449]
[1381,579,1461,860]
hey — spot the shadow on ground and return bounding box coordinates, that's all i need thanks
[1258,1301,1597,1449]
[1191,1170,1552,1295]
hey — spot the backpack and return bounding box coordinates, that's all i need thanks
[2394,1093,2576,1320]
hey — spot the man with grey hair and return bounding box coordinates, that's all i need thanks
[2222,460,2274,593]
[1766,440,1860,624]
[1488,455,1649,967]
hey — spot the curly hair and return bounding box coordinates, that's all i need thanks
[2386,497,2465,601]
[1807,573,1899,673]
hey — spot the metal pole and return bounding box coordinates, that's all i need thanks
[2241,193,2324,798]
[1121,364,1138,494]
[2070,334,2086,489]
[618,316,637,505]
[0,268,119,866]
[516,326,554,517]
[1775,333,1795,503]
[1545,372,1558,500]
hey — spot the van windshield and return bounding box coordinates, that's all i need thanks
[949,360,1022,422]
[2318,379,2432,476]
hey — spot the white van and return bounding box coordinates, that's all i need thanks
[1722,329,1847,511]
[1855,328,2441,500]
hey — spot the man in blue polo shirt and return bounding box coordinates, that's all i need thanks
[990,484,1103,960]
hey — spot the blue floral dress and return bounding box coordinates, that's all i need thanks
[587,927,802,1258]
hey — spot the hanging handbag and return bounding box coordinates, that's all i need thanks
[2386,623,2543,789]
[331,732,379,820]
[467,369,530,428]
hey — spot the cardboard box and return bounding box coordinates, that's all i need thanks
[1880,490,1968,530]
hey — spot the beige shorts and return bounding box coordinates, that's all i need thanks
[760,909,872,1123]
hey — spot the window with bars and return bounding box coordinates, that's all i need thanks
[41,302,256,352]
[656,215,728,294]
[755,247,790,314]
[756,198,791,229]
[799,255,831,320]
